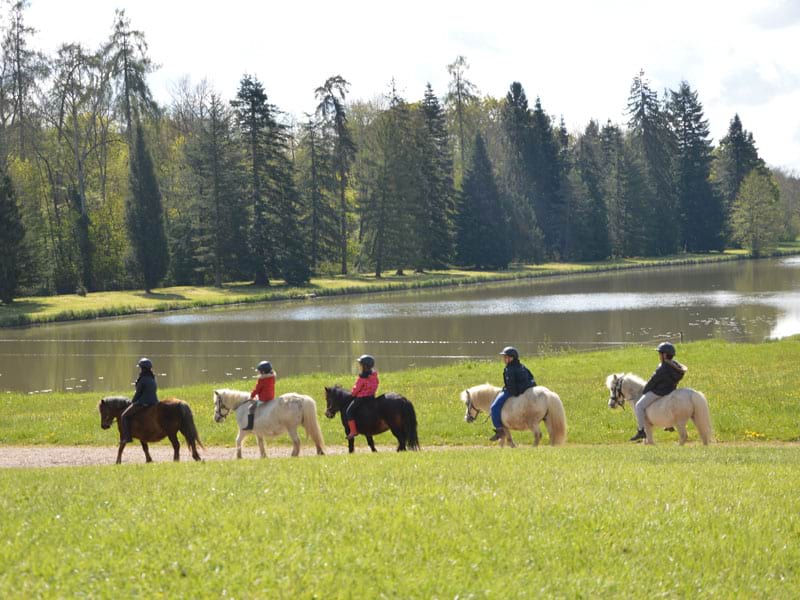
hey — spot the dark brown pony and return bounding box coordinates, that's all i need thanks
[324,385,419,453]
[98,396,204,464]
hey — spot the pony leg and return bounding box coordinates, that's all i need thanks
[257,436,267,458]
[532,424,542,447]
[115,442,126,464]
[287,428,301,457]
[168,433,180,461]
[644,424,655,445]
[676,422,689,446]
[235,429,247,459]
[366,435,377,452]
[506,432,517,448]
[140,441,153,463]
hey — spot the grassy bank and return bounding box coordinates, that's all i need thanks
[1,447,798,598]
[2,337,798,447]
[2,242,798,327]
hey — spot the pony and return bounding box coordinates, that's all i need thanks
[213,389,325,458]
[324,385,419,453]
[98,396,204,464]
[605,373,712,445]
[460,383,567,447]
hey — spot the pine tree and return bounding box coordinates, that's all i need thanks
[455,134,510,269]
[125,122,168,292]
[0,174,25,303]
[418,84,455,268]
[574,120,610,259]
[529,97,565,258]
[626,70,679,255]
[667,81,724,251]
[714,114,766,242]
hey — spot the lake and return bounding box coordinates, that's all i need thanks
[2,257,799,393]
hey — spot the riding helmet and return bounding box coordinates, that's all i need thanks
[137,357,153,370]
[499,346,519,360]
[257,360,273,374]
[357,354,375,369]
[656,342,676,357]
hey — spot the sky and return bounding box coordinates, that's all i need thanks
[24,0,800,172]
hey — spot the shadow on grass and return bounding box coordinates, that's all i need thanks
[137,291,189,301]
[0,299,49,315]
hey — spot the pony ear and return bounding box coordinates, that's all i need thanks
[324,386,329,392]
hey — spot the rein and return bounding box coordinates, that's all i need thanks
[214,393,232,421]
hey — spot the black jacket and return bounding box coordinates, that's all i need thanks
[642,359,687,396]
[503,360,536,396]
[132,371,159,406]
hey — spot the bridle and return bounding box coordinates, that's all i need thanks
[464,390,486,423]
[609,376,627,409]
[214,392,231,422]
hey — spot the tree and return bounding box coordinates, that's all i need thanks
[126,121,168,291]
[626,69,678,255]
[455,133,510,269]
[573,120,610,260]
[104,9,158,144]
[231,74,280,285]
[731,169,782,257]
[417,83,455,268]
[315,75,356,274]
[0,172,24,302]
[666,81,724,252]
[445,56,478,187]
[714,114,765,241]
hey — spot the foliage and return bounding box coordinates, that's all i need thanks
[731,169,783,257]
[0,174,25,303]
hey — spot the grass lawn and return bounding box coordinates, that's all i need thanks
[1,338,799,598]
[2,242,798,327]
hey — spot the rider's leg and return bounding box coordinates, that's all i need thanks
[243,400,257,430]
[345,398,365,439]
[489,390,511,441]
[630,392,660,441]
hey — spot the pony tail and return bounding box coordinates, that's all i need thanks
[401,400,420,450]
[691,391,713,445]
[545,393,568,446]
[301,398,326,452]
[179,402,206,451]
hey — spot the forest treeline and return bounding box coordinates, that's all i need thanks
[0,3,799,303]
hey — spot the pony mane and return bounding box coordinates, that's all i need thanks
[605,372,645,391]
[99,396,131,411]
[623,372,646,387]
[461,383,501,406]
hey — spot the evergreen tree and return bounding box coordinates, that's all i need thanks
[125,122,168,292]
[418,83,455,268]
[187,92,248,287]
[667,81,724,251]
[574,120,610,259]
[731,169,782,257]
[315,75,356,275]
[446,55,479,187]
[455,134,510,269]
[714,114,766,241]
[626,70,678,255]
[231,74,281,285]
[0,173,25,303]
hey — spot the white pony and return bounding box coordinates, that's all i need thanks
[213,389,325,458]
[460,383,567,447]
[605,373,712,445]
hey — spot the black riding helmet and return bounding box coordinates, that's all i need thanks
[137,357,152,370]
[257,360,273,374]
[499,346,519,360]
[656,342,676,358]
[357,354,375,369]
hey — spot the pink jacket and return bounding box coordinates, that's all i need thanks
[351,370,379,398]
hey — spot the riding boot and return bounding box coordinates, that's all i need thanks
[664,426,675,432]
[243,414,255,431]
[629,429,646,442]
[346,419,358,440]
[489,427,507,441]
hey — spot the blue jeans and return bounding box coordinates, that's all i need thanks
[490,391,511,428]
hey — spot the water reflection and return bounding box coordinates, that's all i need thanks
[1,257,799,393]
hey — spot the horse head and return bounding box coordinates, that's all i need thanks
[213,390,231,423]
[98,396,129,429]
[606,373,627,409]
[323,385,347,419]
[461,389,480,423]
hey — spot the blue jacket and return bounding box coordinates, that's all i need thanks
[503,360,536,396]
[132,371,159,406]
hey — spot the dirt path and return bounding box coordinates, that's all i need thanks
[0,443,471,468]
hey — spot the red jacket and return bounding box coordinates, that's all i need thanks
[251,374,276,401]
[351,370,379,398]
